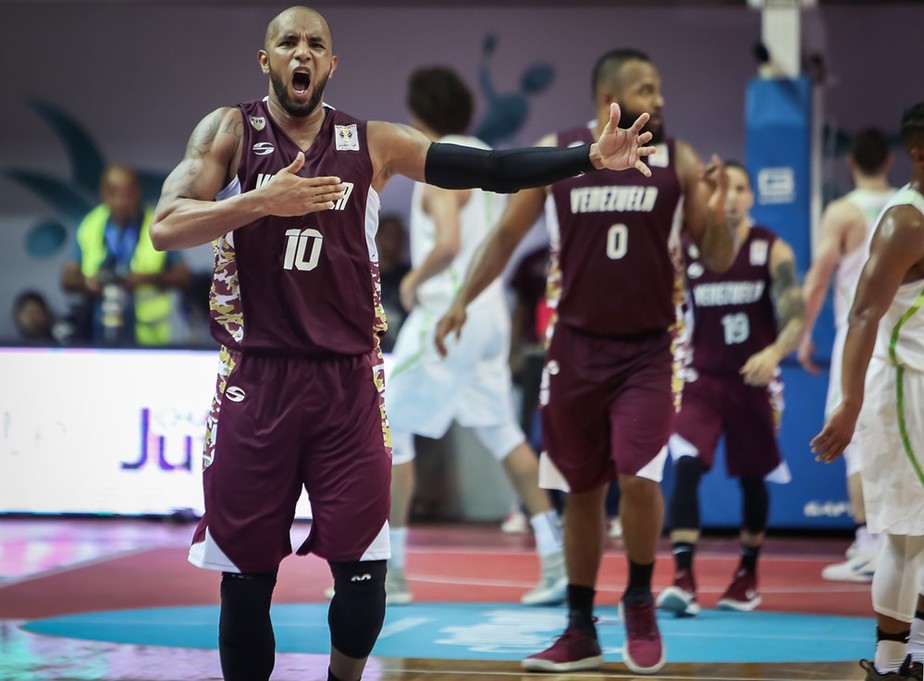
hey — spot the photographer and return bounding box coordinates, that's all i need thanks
[61,164,190,346]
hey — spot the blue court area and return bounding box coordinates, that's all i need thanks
[24,603,871,664]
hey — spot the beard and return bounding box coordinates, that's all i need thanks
[619,106,664,145]
[271,68,330,118]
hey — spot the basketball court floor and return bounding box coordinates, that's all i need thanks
[0,517,872,680]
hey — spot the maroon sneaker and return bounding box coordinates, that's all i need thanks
[717,568,762,611]
[620,599,666,674]
[521,624,604,672]
[656,568,701,617]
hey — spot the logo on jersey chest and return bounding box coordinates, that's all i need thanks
[253,142,275,156]
[335,124,360,151]
[249,115,266,131]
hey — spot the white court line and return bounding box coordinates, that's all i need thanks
[379,665,832,681]
[405,547,855,563]
[403,572,869,595]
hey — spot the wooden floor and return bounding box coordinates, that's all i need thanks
[0,517,872,680]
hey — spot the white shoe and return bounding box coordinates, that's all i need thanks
[385,566,413,605]
[656,576,701,618]
[501,507,529,534]
[845,540,859,559]
[821,552,876,582]
[522,551,567,606]
[323,567,413,605]
[607,516,623,539]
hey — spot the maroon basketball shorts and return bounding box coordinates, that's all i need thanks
[671,371,782,478]
[188,347,392,574]
[541,324,675,492]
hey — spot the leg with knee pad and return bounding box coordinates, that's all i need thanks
[669,456,704,532]
[219,570,278,681]
[328,560,387,659]
[740,477,769,535]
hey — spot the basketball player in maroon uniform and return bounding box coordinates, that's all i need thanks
[656,162,805,619]
[149,8,656,681]
[436,48,736,675]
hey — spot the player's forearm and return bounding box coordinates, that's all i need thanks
[839,311,878,410]
[800,264,833,335]
[411,247,456,289]
[151,193,269,251]
[456,229,518,307]
[425,143,594,194]
[772,315,806,361]
[700,215,736,273]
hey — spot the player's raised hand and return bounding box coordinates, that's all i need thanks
[592,103,656,177]
[701,154,729,214]
[264,152,345,217]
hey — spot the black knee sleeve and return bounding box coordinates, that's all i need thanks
[669,456,704,531]
[328,559,387,660]
[740,477,769,534]
[219,570,278,681]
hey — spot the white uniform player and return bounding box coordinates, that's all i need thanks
[384,133,566,607]
[387,135,518,444]
[856,187,924,537]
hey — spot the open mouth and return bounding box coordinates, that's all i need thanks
[292,71,311,94]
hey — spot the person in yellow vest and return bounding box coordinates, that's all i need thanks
[61,164,190,345]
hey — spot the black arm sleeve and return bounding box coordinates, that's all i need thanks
[424,142,596,194]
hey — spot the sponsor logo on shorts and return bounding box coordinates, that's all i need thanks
[225,386,246,403]
[351,573,372,582]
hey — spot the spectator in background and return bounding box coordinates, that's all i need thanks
[61,164,190,346]
[11,290,69,345]
[376,214,411,353]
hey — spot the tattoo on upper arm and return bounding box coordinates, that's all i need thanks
[772,257,805,327]
[161,112,240,203]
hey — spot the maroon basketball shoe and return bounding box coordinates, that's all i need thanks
[656,568,701,617]
[620,598,666,674]
[717,568,762,611]
[521,622,604,672]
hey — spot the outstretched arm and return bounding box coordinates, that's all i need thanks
[812,205,924,462]
[740,239,805,385]
[434,185,547,356]
[370,102,655,194]
[677,143,735,273]
[150,108,344,251]
[797,199,859,373]
[399,186,467,311]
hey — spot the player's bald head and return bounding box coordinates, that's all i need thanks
[264,6,332,50]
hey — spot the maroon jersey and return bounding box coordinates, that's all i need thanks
[547,128,684,336]
[209,100,385,357]
[683,225,779,374]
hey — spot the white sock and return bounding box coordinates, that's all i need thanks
[389,527,408,570]
[909,611,924,664]
[875,638,909,673]
[529,510,562,557]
